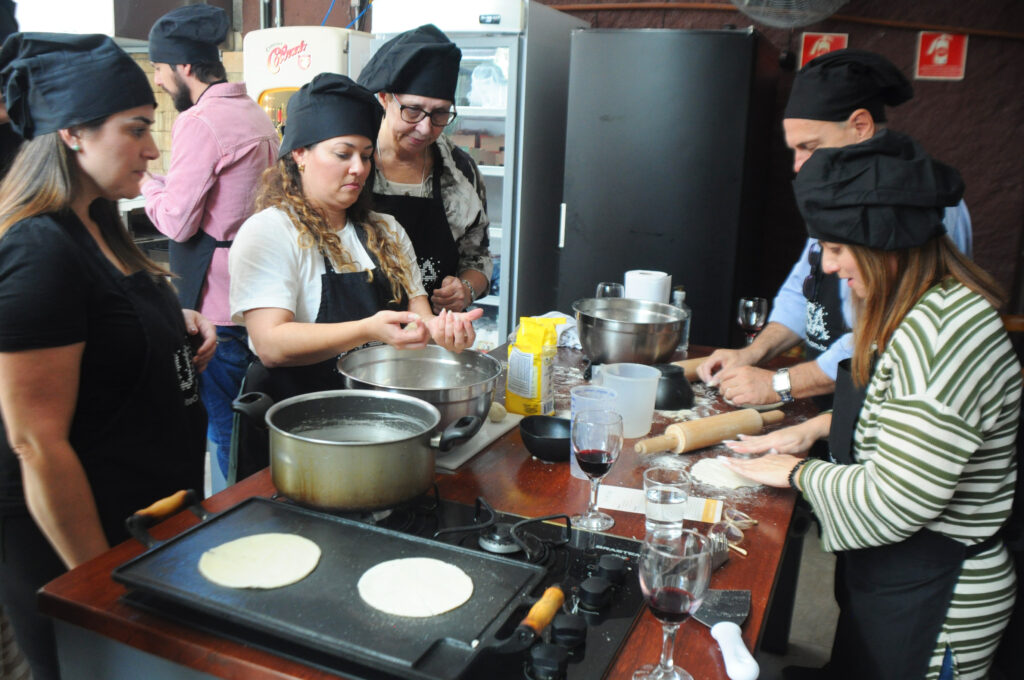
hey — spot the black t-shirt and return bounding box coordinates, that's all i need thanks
[0,210,205,542]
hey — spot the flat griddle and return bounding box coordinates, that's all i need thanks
[113,497,546,679]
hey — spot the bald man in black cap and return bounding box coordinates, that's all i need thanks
[142,4,279,482]
[698,49,973,407]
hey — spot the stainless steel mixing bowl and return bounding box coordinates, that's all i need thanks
[572,297,686,364]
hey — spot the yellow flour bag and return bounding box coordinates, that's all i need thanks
[505,316,566,416]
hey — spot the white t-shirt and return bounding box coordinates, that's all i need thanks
[228,206,426,327]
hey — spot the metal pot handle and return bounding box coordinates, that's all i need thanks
[434,415,483,452]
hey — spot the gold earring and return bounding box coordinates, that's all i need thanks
[298,163,305,173]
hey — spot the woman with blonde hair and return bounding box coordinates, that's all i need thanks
[0,34,214,679]
[230,73,479,404]
[722,131,1019,680]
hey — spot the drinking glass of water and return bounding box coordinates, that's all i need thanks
[643,466,690,535]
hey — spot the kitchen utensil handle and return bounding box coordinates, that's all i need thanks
[522,586,565,634]
[671,357,704,381]
[125,489,206,548]
[635,433,679,454]
[760,409,786,425]
[710,621,759,680]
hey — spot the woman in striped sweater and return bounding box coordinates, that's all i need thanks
[722,130,1020,680]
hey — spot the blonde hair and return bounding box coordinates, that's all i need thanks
[849,236,1004,384]
[0,127,165,276]
[254,153,413,305]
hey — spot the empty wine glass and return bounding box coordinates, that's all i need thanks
[570,409,623,531]
[595,281,625,298]
[736,297,768,345]
[633,530,713,680]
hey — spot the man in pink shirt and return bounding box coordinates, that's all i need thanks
[143,4,279,481]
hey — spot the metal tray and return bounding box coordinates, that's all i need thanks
[113,497,546,679]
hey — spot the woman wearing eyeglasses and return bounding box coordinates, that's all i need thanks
[719,132,1019,680]
[358,24,491,313]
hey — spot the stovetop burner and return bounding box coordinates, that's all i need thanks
[125,491,645,680]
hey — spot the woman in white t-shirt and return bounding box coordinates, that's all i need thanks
[229,73,480,405]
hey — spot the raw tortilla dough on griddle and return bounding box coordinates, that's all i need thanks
[198,533,321,589]
[358,557,474,617]
[690,457,760,490]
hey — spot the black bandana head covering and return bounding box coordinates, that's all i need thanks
[357,24,461,102]
[784,49,913,123]
[148,4,228,65]
[0,33,156,140]
[794,130,963,251]
[278,73,383,157]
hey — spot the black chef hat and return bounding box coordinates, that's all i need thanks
[0,1,17,44]
[784,49,913,123]
[0,33,156,140]
[148,4,228,65]
[358,24,461,102]
[794,130,963,251]
[278,73,383,157]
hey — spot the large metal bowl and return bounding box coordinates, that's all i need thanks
[573,297,686,364]
[337,345,503,433]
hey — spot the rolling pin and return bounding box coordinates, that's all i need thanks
[635,408,786,454]
[671,357,705,381]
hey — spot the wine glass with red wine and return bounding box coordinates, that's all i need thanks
[570,409,623,531]
[633,530,713,680]
[736,297,768,345]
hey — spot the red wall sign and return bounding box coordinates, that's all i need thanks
[799,33,849,69]
[915,32,968,80]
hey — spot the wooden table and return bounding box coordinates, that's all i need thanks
[39,346,817,680]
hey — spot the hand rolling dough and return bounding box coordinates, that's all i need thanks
[358,557,473,617]
[198,533,322,589]
[690,457,760,490]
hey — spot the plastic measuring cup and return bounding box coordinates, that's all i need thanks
[593,363,660,438]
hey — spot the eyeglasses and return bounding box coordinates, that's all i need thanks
[393,95,457,127]
[802,242,822,300]
[708,506,757,556]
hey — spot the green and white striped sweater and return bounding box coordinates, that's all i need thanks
[801,279,1021,680]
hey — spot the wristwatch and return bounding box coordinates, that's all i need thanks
[460,278,476,303]
[772,368,795,403]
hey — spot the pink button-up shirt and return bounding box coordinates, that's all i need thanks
[142,82,279,325]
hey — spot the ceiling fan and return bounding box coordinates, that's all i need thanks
[729,0,849,29]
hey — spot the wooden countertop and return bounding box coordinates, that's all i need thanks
[39,346,816,680]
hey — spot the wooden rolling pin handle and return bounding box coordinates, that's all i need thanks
[635,432,683,454]
[760,410,786,425]
[671,357,704,381]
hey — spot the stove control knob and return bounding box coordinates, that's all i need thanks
[577,576,613,611]
[550,613,588,648]
[596,554,626,584]
[527,642,569,680]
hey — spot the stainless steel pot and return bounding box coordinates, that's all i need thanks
[337,345,503,437]
[265,389,471,511]
[573,297,686,365]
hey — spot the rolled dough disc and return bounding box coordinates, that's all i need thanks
[198,533,321,589]
[358,557,473,618]
[690,457,760,490]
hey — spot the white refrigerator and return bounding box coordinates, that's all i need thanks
[370,0,588,350]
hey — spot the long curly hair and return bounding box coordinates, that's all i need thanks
[254,152,414,305]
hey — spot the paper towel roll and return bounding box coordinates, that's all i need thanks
[624,270,671,303]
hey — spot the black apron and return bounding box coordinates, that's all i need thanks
[805,251,848,414]
[824,359,999,680]
[371,144,459,297]
[169,231,232,310]
[233,225,405,480]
